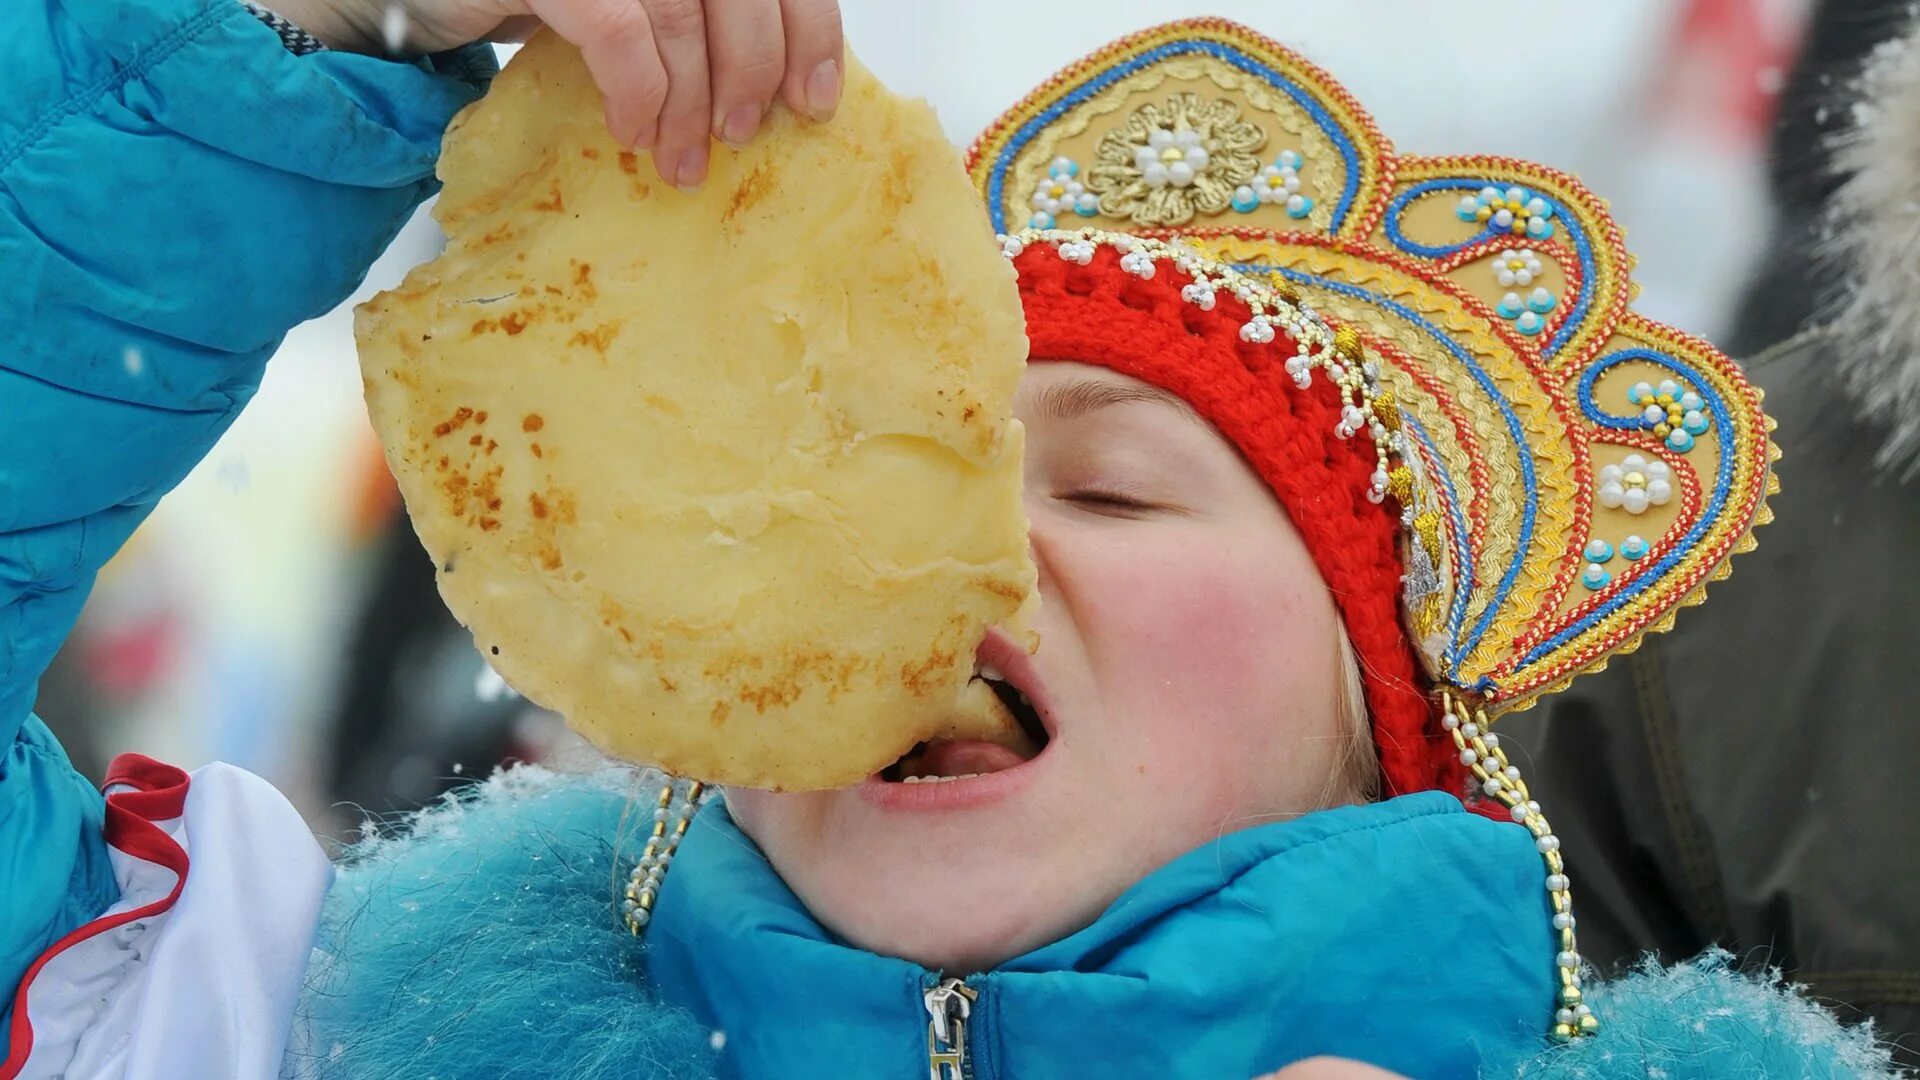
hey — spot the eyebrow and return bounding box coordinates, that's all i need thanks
[1027,377,1207,427]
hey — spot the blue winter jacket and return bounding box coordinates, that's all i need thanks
[0,0,491,1033]
[0,1,1906,1077]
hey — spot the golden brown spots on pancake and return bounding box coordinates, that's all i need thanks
[984,579,1025,602]
[616,153,652,198]
[522,414,544,433]
[885,145,918,199]
[737,679,801,713]
[441,469,469,516]
[703,652,765,680]
[433,407,475,437]
[727,647,868,714]
[724,162,777,224]
[526,483,576,570]
[567,321,623,354]
[899,646,954,695]
[443,461,499,530]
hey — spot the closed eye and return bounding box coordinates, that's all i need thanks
[1060,487,1165,514]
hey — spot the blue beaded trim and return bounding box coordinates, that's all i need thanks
[986,39,1364,236]
[1517,349,1737,667]
[1383,179,1596,358]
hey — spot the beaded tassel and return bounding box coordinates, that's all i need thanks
[1443,691,1597,1040]
[622,778,707,934]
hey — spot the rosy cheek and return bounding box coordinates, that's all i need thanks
[1077,536,1330,768]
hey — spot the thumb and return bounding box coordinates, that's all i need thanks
[484,14,542,41]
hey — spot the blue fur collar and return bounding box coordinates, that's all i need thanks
[291,767,1901,1079]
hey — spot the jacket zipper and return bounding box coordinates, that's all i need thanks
[923,976,979,1080]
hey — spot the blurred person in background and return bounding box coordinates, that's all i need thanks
[321,452,563,818]
[1510,0,1920,1065]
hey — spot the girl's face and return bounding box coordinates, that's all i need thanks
[727,362,1350,974]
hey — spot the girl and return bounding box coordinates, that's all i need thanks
[0,2,1898,1077]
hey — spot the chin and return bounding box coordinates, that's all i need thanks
[729,627,1111,973]
[812,861,1086,975]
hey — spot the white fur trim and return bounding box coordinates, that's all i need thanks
[1830,18,1920,475]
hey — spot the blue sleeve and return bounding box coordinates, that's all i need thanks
[0,0,496,1042]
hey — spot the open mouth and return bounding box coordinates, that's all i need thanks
[878,632,1054,784]
[879,677,1050,783]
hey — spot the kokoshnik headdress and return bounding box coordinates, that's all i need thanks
[963,18,1778,1039]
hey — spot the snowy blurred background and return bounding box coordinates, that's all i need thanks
[36,0,1822,833]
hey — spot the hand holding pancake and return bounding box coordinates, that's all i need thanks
[264,0,843,187]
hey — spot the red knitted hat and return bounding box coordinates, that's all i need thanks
[1012,245,1450,797]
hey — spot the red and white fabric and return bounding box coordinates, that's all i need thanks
[2,755,330,1080]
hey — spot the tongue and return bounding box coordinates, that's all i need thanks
[916,739,1027,778]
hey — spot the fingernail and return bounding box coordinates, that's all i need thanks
[675,144,709,190]
[716,104,762,147]
[804,59,841,122]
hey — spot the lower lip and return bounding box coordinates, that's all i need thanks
[856,747,1051,812]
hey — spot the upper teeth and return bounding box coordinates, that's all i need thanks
[901,774,984,783]
[976,664,1006,682]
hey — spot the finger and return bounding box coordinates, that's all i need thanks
[527,0,669,149]
[642,0,713,189]
[703,0,785,146]
[485,15,542,43]
[776,0,842,122]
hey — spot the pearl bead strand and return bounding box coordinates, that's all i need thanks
[622,778,708,935]
[1443,690,1597,1040]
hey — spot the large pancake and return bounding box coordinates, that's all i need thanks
[356,32,1034,790]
